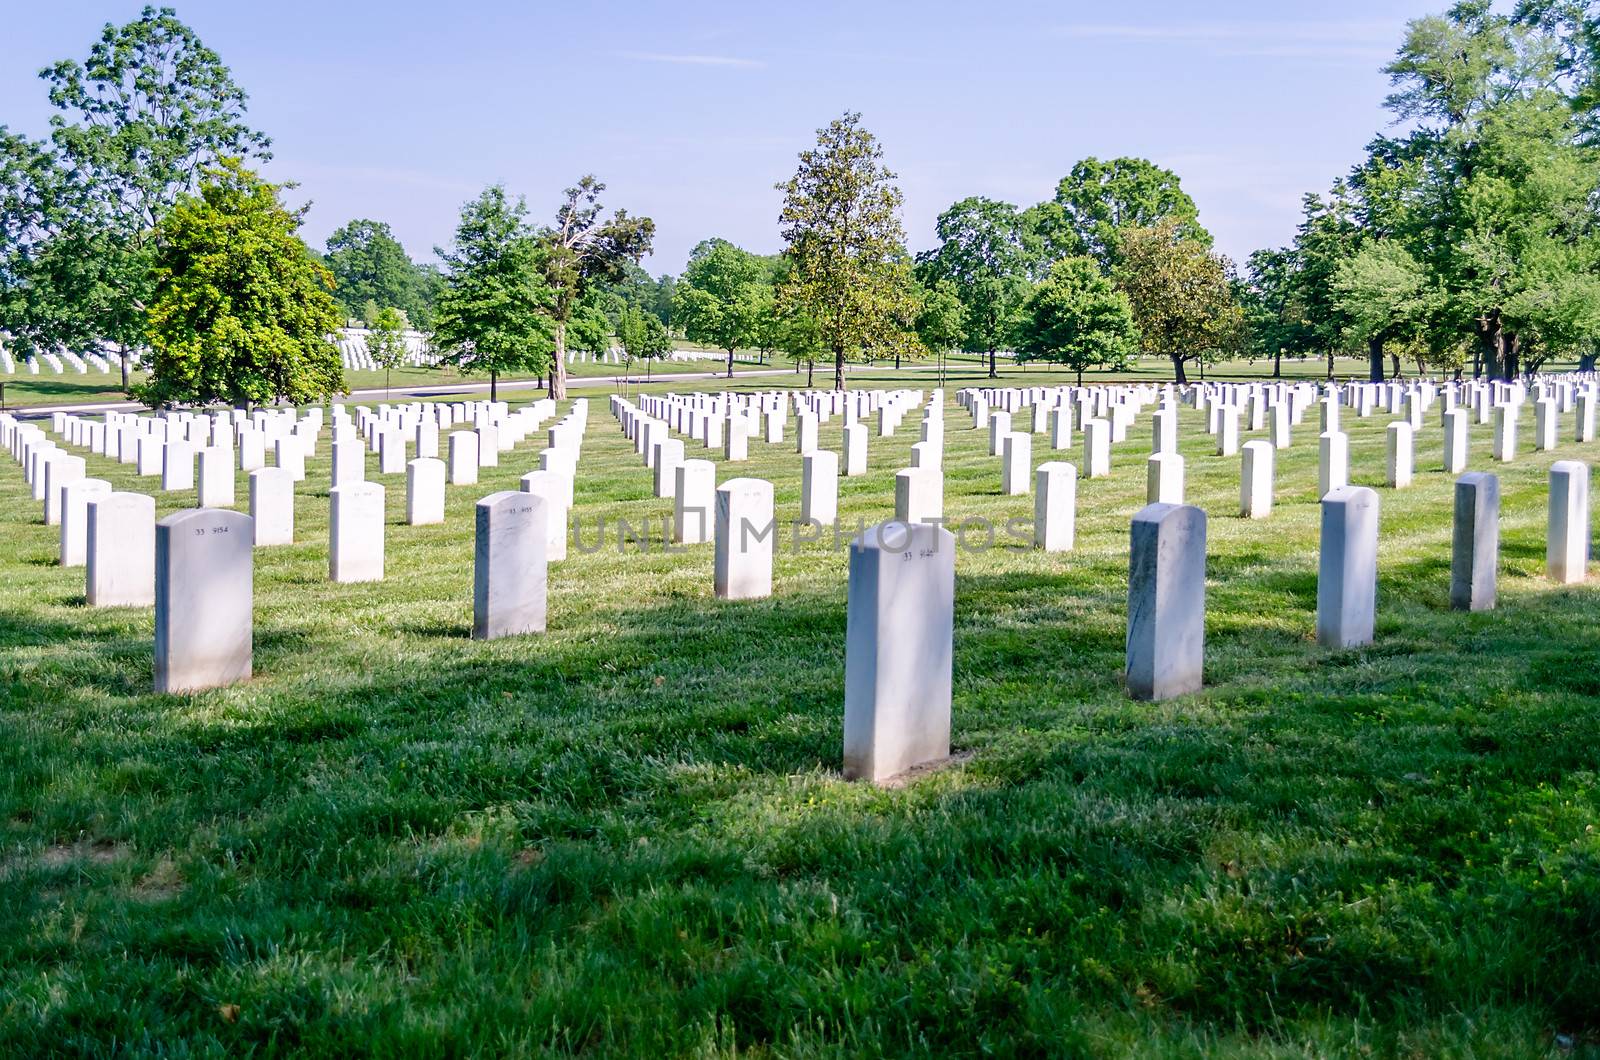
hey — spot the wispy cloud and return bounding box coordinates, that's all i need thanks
[614,51,764,69]
[1052,21,1397,62]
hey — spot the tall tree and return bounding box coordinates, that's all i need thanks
[536,176,654,400]
[431,186,554,402]
[41,6,269,385]
[324,219,437,327]
[1014,256,1141,385]
[1115,220,1243,384]
[777,112,918,390]
[1028,157,1208,271]
[138,159,343,408]
[1332,241,1435,380]
[673,238,767,377]
[617,303,671,383]
[915,197,1039,378]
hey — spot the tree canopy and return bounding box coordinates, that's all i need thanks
[1014,256,1141,384]
[915,197,1039,377]
[324,219,440,328]
[431,185,554,402]
[139,159,343,408]
[777,112,919,390]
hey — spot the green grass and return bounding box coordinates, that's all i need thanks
[3,378,1600,1056]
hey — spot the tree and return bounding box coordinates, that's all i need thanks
[1028,157,1209,271]
[1332,241,1435,380]
[617,303,671,383]
[914,279,966,371]
[367,305,408,399]
[1241,247,1316,378]
[674,238,766,376]
[536,176,654,400]
[324,219,437,327]
[138,159,343,408]
[777,112,919,390]
[431,186,554,403]
[40,6,270,386]
[1115,220,1244,383]
[915,197,1039,378]
[1014,256,1141,384]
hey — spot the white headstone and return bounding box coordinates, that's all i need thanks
[895,467,943,526]
[1316,486,1379,648]
[198,446,235,507]
[448,431,479,485]
[842,521,956,783]
[1386,422,1414,489]
[1034,462,1076,552]
[801,450,840,525]
[1001,432,1032,496]
[59,478,111,567]
[673,460,715,545]
[1146,452,1184,504]
[154,508,253,693]
[1126,503,1206,701]
[249,467,295,546]
[473,491,548,639]
[1240,441,1274,519]
[1318,431,1349,498]
[1452,471,1500,611]
[86,491,156,606]
[329,482,385,582]
[714,478,775,600]
[1547,460,1590,584]
[407,458,447,526]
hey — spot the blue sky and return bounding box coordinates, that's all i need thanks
[3,1,1443,274]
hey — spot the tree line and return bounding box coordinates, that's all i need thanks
[2,3,1597,407]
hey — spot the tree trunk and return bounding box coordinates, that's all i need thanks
[1273,348,1282,379]
[1389,353,1401,379]
[1367,336,1385,383]
[551,320,569,399]
[988,348,997,379]
[1171,353,1188,385]
[1478,312,1503,380]
[490,369,498,403]
[1326,349,1335,380]
[1504,332,1520,378]
[834,346,845,391]
[120,350,130,390]
[726,346,735,378]
[807,359,815,388]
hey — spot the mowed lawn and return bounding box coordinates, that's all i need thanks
[3,372,1600,1056]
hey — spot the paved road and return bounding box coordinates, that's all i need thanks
[4,367,797,418]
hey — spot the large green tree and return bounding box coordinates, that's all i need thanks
[777,112,919,390]
[1029,157,1209,271]
[1115,220,1243,383]
[673,238,769,376]
[139,159,343,408]
[324,219,439,327]
[1,7,267,387]
[431,186,554,402]
[915,197,1039,378]
[1014,256,1141,384]
[536,176,654,400]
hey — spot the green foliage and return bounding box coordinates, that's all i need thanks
[915,197,1039,375]
[777,112,919,389]
[366,306,409,371]
[1014,256,1141,382]
[1115,220,1244,383]
[325,219,440,328]
[536,176,655,398]
[137,159,343,407]
[1,7,266,380]
[431,186,555,396]
[567,295,614,357]
[674,238,774,375]
[1028,156,1209,271]
[617,303,671,368]
[913,278,966,355]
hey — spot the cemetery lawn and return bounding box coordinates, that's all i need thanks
[4,373,1600,1056]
